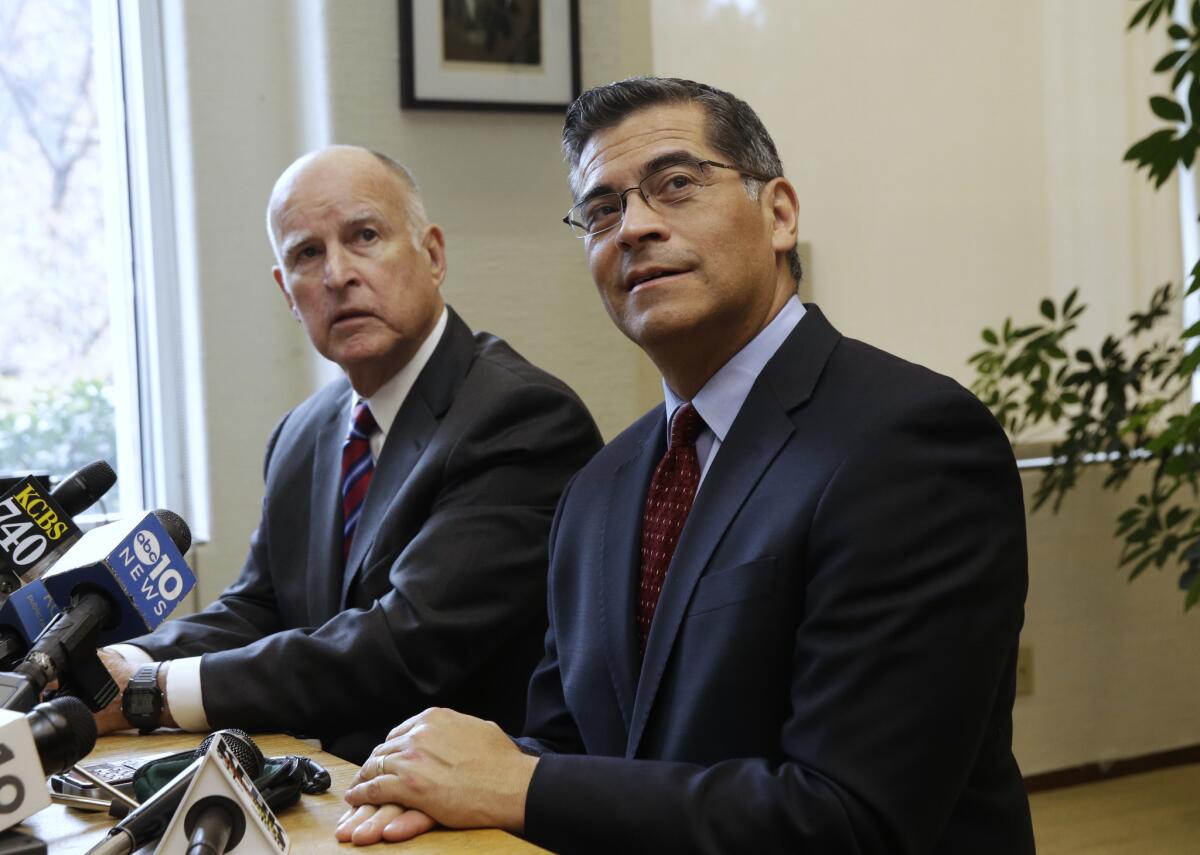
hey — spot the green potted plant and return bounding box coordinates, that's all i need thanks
[969,0,1200,610]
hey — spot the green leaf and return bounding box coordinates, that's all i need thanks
[1151,96,1187,122]
[1039,299,1056,320]
[1183,320,1200,339]
[1169,23,1191,40]
[1186,568,1200,610]
[1130,0,1156,29]
[1155,50,1186,73]
[982,328,998,346]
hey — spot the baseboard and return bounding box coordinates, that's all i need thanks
[1024,743,1200,792]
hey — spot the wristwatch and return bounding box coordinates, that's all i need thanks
[122,663,164,734]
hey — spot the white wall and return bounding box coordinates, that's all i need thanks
[161,0,1200,775]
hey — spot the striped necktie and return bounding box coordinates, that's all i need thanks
[638,403,705,653]
[341,400,380,564]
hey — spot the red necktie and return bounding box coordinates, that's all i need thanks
[341,401,380,564]
[638,403,705,653]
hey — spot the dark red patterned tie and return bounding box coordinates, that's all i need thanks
[341,400,380,564]
[638,403,705,653]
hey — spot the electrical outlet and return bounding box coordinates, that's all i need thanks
[1016,645,1033,696]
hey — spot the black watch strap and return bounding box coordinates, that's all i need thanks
[122,662,164,734]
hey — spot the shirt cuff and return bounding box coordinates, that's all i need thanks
[164,656,209,732]
[107,644,153,665]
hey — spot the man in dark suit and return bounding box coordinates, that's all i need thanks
[340,79,1034,852]
[91,145,602,763]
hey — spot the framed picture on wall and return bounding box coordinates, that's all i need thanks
[400,0,581,112]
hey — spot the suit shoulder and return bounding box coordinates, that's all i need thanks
[470,333,573,392]
[825,336,997,424]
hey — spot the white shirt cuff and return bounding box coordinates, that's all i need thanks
[164,656,209,732]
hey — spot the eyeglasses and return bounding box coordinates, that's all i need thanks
[562,159,774,239]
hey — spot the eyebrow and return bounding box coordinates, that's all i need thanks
[576,149,702,204]
[280,211,386,263]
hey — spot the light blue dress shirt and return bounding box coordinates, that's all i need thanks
[663,295,806,486]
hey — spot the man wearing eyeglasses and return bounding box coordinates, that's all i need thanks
[339,78,1034,853]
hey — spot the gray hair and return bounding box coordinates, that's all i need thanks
[562,77,802,283]
[368,150,430,247]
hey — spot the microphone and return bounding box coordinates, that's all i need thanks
[86,730,263,855]
[0,461,117,594]
[0,581,60,671]
[0,695,98,832]
[184,796,245,855]
[0,511,195,712]
[48,460,118,521]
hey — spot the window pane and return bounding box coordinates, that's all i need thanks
[0,0,129,514]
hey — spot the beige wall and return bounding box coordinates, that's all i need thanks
[164,0,1200,776]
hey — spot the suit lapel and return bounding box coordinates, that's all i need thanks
[599,414,664,731]
[626,305,842,757]
[309,387,352,620]
[339,308,476,605]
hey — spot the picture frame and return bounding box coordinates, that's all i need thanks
[399,0,581,112]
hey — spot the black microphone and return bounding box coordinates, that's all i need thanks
[183,795,246,855]
[0,511,195,712]
[48,460,118,521]
[27,694,98,775]
[0,695,98,832]
[86,730,263,855]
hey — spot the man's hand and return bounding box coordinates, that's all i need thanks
[335,804,436,846]
[93,647,136,734]
[339,707,538,844]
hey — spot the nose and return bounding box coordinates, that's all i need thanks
[323,243,358,289]
[615,190,669,247]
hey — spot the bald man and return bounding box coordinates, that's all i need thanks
[94,146,602,762]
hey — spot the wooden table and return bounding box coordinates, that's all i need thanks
[19,732,548,854]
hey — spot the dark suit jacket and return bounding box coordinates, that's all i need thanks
[519,306,1034,854]
[131,308,602,763]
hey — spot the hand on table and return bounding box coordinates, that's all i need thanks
[336,707,538,845]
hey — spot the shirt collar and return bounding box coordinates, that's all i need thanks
[663,296,805,444]
[351,306,449,436]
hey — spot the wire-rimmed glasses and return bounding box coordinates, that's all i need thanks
[562,159,774,239]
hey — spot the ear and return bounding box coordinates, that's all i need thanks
[763,177,799,257]
[273,266,300,320]
[422,224,448,288]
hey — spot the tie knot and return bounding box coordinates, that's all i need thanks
[349,401,379,440]
[669,403,704,449]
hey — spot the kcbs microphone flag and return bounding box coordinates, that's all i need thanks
[0,476,82,585]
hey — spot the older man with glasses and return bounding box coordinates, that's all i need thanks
[339,77,1034,854]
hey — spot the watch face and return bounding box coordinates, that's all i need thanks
[125,695,160,716]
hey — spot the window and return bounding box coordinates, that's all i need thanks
[0,0,206,534]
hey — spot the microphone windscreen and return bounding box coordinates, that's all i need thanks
[151,510,191,554]
[28,694,97,774]
[196,729,263,778]
[50,461,117,518]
